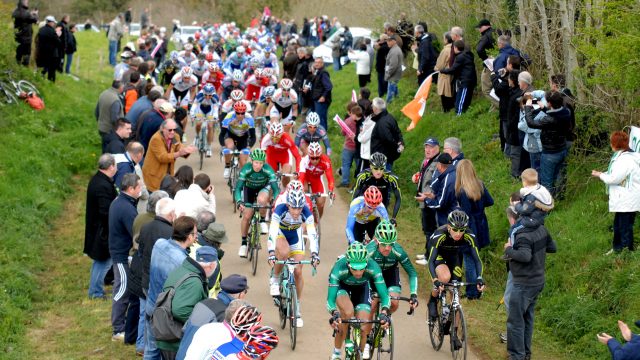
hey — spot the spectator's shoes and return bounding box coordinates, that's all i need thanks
[111,332,125,342]
[499,332,507,343]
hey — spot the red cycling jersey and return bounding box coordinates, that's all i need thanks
[260,132,301,172]
[201,70,224,91]
[298,154,334,193]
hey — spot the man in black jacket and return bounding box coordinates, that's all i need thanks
[475,19,496,107]
[293,47,313,111]
[12,0,38,66]
[503,223,556,360]
[85,154,118,299]
[415,24,437,86]
[374,34,390,97]
[308,57,333,130]
[369,97,404,171]
[491,55,521,153]
[440,40,477,115]
[36,16,62,82]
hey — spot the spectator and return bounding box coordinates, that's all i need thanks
[439,40,477,115]
[597,320,640,360]
[369,97,404,171]
[491,55,521,153]
[108,173,142,342]
[413,137,441,265]
[105,118,132,155]
[292,46,313,112]
[442,137,465,166]
[140,8,150,30]
[505,70,525,178]
[107,14,124,66]
[493,35,520,76]
[35,16,62,82]
[591,131,640,254]
[132,190,168,252]
[282,46,298,80]
[475,19,496,107]
[156,246,218,359]
[96,80,125,153]
[357,107,375,173]
[348,44,371,88]
[174,173,217,218]
[415,23,437,86]
[114,51,133,81]
[114,141,145,190]
[124,72,141,114]
[339,104,362,187]
[434,32,455,112]
[202,222,226,258]
[357,87,373,117]
[416,153,457,226]
[126,86,164,137]
[124,7,132,27]
[455,159,494,299]
[145,216,197,359]
[137,100,175,151]
[142,119,195,192]
[374,34,390,97]
[549,74,576,198]
[331,35,342,71]
[64,23,77,74]
[524,91,572,195]
[503,217,556,360]
[84,154,118,299]
[12,0,38,66]
[384,35,403,104]
[365,38,375,76]
[519,92,544,172]
[309,57,333,130]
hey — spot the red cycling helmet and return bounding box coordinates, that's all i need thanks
[205,52,214,62]
[233,101,247,114]
[363,186,383,208]
[243,324,279,357]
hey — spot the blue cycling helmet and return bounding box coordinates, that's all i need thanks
[203,84,216,96]
[263,86,275,98]
[287,189,306,208]
[170,51,179,61]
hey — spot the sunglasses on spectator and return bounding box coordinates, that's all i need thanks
[165,128,177,132]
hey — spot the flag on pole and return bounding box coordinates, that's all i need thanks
[401,71,438,131]
[351,89,357,103]
[333,114,355,137]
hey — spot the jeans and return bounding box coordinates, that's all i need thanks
[125,294,140,344]
[386,81,399,104]
[137,298,146,352]
[65,53,73,74]
[88,258,113,298]
[144,314,161,360]
[385,161,393,172]
[540,149,567,196]
[377,72,388,97]
[529,152,541,173]
[333,56,342,71]
[314,100,330,130]
[503,271,514,314]
[111,262,130,334]
[340,148,356,185]
[507,283,544,360]
[462,247,480,299]
[109,40,118,66]
[613,212,636,252]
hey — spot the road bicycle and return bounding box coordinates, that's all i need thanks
[243,203,272,276]
[368,294,415,360]
[305,192,334,253]
[222,149,241,212]
[193,116,216,170]
[428,280,471,360]
[336,318,384,360]
[273,259,316,350]
[0,70,40,106]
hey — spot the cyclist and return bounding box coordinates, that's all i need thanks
[427,210,484,341]
[346,186,389,245]
[267,189,320,328]
[201,62,225,95]
[222,70,246,102]
[159,61,178,88]
[225,46,247,72]
[245,68,276,104]
[190,84,220,157]
[269,78,299,133]
[234,149,279,257]
[190,52,210,83]
[327,242,391,360]
[261,122,301,187]
[295,112,331,156]
[273,180,313,210]
[179,43,198,65]
[298,142,335,219]
[220,101,256,177]
[220,89,252,121]
[258,45,280,75]
[254,85,275,129]
[353,152,402,224]
[167,50,187,70]
[165,65,199,108]
[366,220,419,315]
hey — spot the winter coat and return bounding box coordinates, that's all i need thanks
[476,27,495,61]
[348,50,371,75]
[35,24,62,67]
[12,2,38,44]
[310,67,332,102]
[434,43,453,97]
[369,110,404,162]
[440,49,477,89]
[456,184,494,249]
[384,44,403,82]
[505,87,524,146]
[598,150,640,212]
[375,42,390,74]
[425,164,457,226]
[108,192,138,263]
[518,108,543,154]
[524,106,571,153]
[417,33,437,75]
[84,171,118,261]
[357,116,375,160]
[142,131,189,192]
[493,44,520,74]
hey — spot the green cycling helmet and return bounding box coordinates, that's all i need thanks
[345,242,368,270]
[250,149,266,162]
[374,220,397,244]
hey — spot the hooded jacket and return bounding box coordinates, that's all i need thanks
[12,0,37,44]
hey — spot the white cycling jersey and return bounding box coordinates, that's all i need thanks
[171,73,199,92]
[190,59,210,76]
[179,51,197,64]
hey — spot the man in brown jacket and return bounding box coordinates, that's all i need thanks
[142,119,195,192]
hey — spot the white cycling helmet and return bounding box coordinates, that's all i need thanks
[287,180,304,192]
[269,122,284,136]
[287,189,306,208]
[230,89,245,101]
[308,142,323,157]
[306,112,320,127]
[280,78,293,90]
[170,51,179,61]
[236,46,245,54]
[232,70,244,82]
[183,43,194,51]
[181,66,193,77]
[208,62,219,72]
[253,68,264,78]
[262,68,273,77]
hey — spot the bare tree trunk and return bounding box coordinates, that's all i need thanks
[557,0,579,89]
[533,0,554,75]
[515,0,528,48]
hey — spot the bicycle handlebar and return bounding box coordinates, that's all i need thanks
[305,192,334,206]
[371,294,415,315]
[274,259,317,275]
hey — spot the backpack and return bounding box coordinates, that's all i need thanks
[150,273,199,342]
[21,92,45,110]
[517,49,533,69]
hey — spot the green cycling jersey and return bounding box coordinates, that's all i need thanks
[326,256,390,313]
[365,240,418,295]
[234,162,280,203]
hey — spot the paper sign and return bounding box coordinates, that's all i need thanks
[630,126,640,152]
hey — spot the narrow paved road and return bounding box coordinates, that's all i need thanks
[175,125,478,359]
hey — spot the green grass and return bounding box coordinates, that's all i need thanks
[326,58,640,359]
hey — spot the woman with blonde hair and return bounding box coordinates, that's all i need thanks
[455,159,494,299]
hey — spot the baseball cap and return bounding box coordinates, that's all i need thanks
[436,153,453,165]
[475,19,491,28]
[220,274,249,294]
[203,223,229,244]
[45,15,56,23]
[196,246,218,263]
[120,51,133,59]
[159,102,175,114]
[424,137,439,147]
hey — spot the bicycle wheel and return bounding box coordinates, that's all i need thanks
[450,307,467,360]
[278,276,287,329]
[289,283,298,350]
[313,207,322,254]
[247,220,257,264]
[0,83,18,106]
[17,80,39,97]
[250,220,260,276]
[375,318,393,360]
[352,327,363,360]
[428,300,445,351]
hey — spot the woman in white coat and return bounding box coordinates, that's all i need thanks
[591,130,640,254]
[357,114,375,174]
[348,43,371,88]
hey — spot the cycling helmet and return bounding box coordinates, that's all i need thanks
[308,142,323,157]
[249,58,261,68]
[232,69,244,82]
[203,84,216,96]
[236,46,246,54]
[170,51,179,61]
[233,101,247,114]
[230,305,263,333]
[287,189,306,208]
[194,31,201,40]
[250,148,266,162]
[230,89,245,101]
[253,68,264,78]
[181,66,193,77]
[345,242,368,270]
[280,78,293,90]
[197,52,206,61]
[306,112,320,126]
[269,122,284,136]
[363,186,383,208]
[375,220,397,244]
[264,46,273,53]
[263,86,275,98]
[447,210,469,229]
[287,180,304,192]
[262,68,273,77]
[369,152,387,169]
[205,52,214,62]
[208,62,218,72]
[183,43,194,51]
[244,324,279,357]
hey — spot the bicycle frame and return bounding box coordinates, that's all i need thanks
[274,259,315,350]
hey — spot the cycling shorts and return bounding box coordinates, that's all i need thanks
[242,185,271,205]
[352,219,380,244]
[370,264,401,294]
[433,254,463,282]
[225,133,250,151]
[305,177,326,194]
[267,152,292,172]
[337,282,371,313]
[274,229,305,256]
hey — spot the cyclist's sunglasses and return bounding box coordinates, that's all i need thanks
[310,156,321,161]
[236,112,246,115]
[371,166,384,171]
[449,226,467,233]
